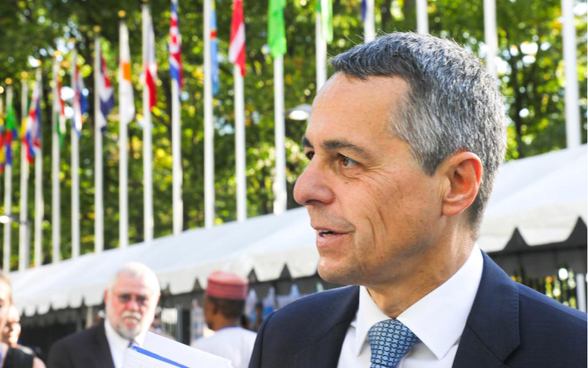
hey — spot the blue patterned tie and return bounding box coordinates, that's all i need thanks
[368,319,419,368]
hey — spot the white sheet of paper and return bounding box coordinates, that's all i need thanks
[125,331,232,368]
[123,348,179,368]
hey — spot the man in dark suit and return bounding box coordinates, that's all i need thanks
[47,263,160,368]
[249,32,587,368]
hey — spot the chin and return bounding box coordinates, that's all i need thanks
[117,324,141,339]
[317,263,361,286]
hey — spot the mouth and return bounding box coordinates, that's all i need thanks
[317,229,340,237]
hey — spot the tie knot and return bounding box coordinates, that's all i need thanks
[368,319,419,368]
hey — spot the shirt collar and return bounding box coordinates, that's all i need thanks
[354,244,483,360]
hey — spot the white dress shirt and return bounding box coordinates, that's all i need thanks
[104,319,147,368]
[338,244,483,368]
[191,326,257,368]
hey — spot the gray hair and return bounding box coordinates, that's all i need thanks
[107,262,161,296]
[330,32,507,233]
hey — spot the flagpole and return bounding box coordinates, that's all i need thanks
[269,0,287,215]
[562,0,581,148]
[273,55,286,215]
[94,31,104,253]
[483,0,497,79]
[230,0,246,222]
[142,3,154,241]
[234,67,246,222]
[118,15,133,249]
[170,0,183,234]
[51,57,61,263]
[33,68,43,268]
[204,0,215,228]
[19,74,29,271]
[71,50,80,259]
[315,5,327,90]
[416,0,428,34]
[364,0,375,42]
[171,81,183,234]
[3,83,13,271]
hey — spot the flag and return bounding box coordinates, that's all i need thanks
[23,78,42,164]
[361,0,367,21]
[72,59,88,137]
[119,22,135,125]
[55,76,66,147]
[211,0,220,95]
[268,0,287,58]
[5,101,17,166]
[316,0,333,44]
[169,0,184,90]
[144,9,158,110]
[0,99,5,172]
[97,43,114,133]
[229,0,246,76]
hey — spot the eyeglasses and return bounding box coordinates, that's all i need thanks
[115,293,149,306]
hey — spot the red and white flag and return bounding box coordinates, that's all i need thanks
[144,9,158,110]
[97,44,114,132]
[229,0,246,76]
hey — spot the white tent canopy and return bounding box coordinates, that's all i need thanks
[11,145,587,317]
[479,144,586,251]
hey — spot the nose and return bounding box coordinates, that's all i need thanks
[294,158,335,206]
[127,298,141,311]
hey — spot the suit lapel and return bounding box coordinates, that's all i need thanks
[294,286,360,368]
[453,252,520,368]
[93,321,116,368]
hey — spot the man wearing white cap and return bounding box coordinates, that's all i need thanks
[191,271,256,368]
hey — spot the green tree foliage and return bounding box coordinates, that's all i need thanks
[0,0,585,268]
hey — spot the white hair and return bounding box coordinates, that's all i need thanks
[107,262,161,295]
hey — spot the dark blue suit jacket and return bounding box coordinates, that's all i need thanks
[249,252,587,367]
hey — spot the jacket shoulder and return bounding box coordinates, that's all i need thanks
[517,282,586,336]
[518,282,587,323]
[506,283,587,367]
[52,323,101,350]
[47,323,103,367]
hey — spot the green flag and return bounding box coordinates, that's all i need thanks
[268,0,287,58]
[54,109,64,148]
[5,103,17,166]
[316,0,333,44]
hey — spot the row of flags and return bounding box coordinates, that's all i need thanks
[1,0,331,156]
[0,0,348,268]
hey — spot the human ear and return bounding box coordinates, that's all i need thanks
[441,151,483,217]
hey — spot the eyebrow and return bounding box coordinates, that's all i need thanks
[301,135,372,160]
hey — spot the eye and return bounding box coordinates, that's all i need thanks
[305,151,315,160]
[340,155,358,168]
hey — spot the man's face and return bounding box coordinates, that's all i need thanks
[4,306,21,347]
[294,74,446,289]
[105,273,159,340]
[202,296,215,330]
